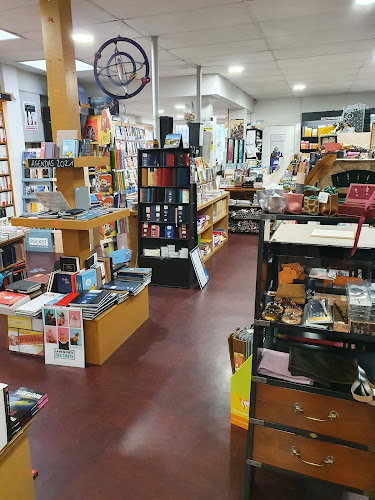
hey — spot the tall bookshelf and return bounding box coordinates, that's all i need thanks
[0,94,15,217]
[137,148,198,288]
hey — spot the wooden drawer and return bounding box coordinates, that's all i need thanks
[255,383,374,447]
[252,425,375,492]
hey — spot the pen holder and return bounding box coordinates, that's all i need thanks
[283,193,303,214]
[320,194,339,216]
[303,196,320,215]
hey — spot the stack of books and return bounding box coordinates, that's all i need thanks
[116,268,152,285]
[14,292,63,317]
[8,387,48,437]
[0,292,30,316]
[68,290,120,320]
[6,280,43,298]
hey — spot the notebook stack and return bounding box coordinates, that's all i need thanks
[14,292,63,317]
[9,387,48,436]
[68,290,119,320]
[6,279,43,299]
[25,274,50,293]
[0,292,30,316]
[101,280,146,295]
[104,267,152,295]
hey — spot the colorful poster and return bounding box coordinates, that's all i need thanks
[23,101,38,131]
[43,306,85,368]
[230,119,244,140]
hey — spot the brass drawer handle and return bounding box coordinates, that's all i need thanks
[293,403,339,422]
[290,446,334,467]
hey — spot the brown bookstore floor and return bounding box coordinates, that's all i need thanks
[0,236,357,500]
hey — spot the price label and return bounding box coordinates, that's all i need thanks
[318,192,329,204]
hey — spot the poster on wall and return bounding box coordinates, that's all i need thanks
[43,306,85,368]
[230,119,244,140]
[23,102,38,131]
[270,134,286,170]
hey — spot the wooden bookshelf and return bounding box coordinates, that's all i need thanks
[198,191,229,260]
[0,94,14,217]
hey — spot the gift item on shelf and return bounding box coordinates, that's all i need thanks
[282,192,303,215]
[319,186,338,216]
[257,348,313,385]
[228,326,254,373]
[302,195,320,215]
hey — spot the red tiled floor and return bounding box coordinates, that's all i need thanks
[0,235,356,499]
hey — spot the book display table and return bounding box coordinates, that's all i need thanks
[0,417,37,500]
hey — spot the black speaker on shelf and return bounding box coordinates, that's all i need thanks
[187,122,201,149]
[160,116,173,147]
[41,107,53,142]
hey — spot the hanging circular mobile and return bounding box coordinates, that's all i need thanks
[94,36,151,99]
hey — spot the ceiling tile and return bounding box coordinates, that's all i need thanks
[0,5,41,33]
[90,0,242,20]
[124,4,252,36]
[248,0,350,22]
[192,51,274,66]
[170,39,267,60]
[159,23,261,49]
[274,40,375,60]
[277,51,371,69]
[72,0,115,26]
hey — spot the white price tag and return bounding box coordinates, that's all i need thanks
[318,192,329,203]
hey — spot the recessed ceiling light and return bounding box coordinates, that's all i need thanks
[175,104,185,109]
[229,66,244,73]
[72,33,94,44]
[176,114,184,119]
[293,84,306,91]
[356,0,375,5]
[158,109,165,114]
[0,29,19,41]
[19,59,93,71]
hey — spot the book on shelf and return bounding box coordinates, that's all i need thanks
[0,383,11,447]
[0,128,6,142]
[9,387,48,436]
[0,145,7,158]
[0,161,9,175]
[60,256,80,273]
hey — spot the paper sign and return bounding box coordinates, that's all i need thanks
[318,192,329,204]
[43,306,85,368]
[190,246,209,289]
[23,101,38,131]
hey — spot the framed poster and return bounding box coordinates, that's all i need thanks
[43,306,85,368]
[190,246,209,290]
[23,101,38,131]
[230,119,244,140]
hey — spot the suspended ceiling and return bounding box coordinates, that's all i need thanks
[0,0,375,105]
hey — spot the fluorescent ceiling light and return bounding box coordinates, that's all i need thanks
[176,115,184,119]
[73,33,94,44]
[293,84,306,91]
[175,104,185,109]
[158,109,165,114]
[19,59,93,71]
[356,0,375,5]
[0,29,19,41]
[229,66,244,73]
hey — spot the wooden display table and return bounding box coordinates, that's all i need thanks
[12,209,130,266]
[84,286,149,365]
[0,417,37,500]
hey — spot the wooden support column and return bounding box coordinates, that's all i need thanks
[61,230,90,267]
[39,0,85,208]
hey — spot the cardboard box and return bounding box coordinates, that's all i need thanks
[8,315,32,330]
[230,355,252,430]
[8,328,19,352]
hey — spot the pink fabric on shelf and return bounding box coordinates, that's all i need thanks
[257,348,313,385]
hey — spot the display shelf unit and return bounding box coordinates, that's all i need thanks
[22,156,55,214]
[0,234,27,288]
[197,192,229,261]
[0,94,14,217]
[223,187,260,234]
[137,148,197,288]
[245,213,375,499]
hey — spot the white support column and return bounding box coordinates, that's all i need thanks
[151,36,160,144]
[196,65,202,124]
[0,64,25,217]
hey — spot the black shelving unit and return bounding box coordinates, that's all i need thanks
[137,148,198,288]
[245,213,375,498]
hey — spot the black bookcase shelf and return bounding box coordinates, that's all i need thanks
[137,148,198,288]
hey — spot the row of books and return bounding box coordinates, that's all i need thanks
[0,161,8,175]
[113,170,137,194]
[24,166,52,179]
[0,145,7,158]
[114,124,153,142]
[0,175,10,190]
[0,385,48,449]
[0,111,3,127]
[141,222,188,239]
[142,205,189,224]
[2,262,27,290]
[141,151,189,167]
[0,129,6,142]
[117,141,145,157]
[25,185,50,195]
[0,191,12,205]
[141,168,190,188]
[140,187,189,204]
[0,241,25,271]
[143,245,189,259]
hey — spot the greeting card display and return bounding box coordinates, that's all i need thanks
[43,306,85,368]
